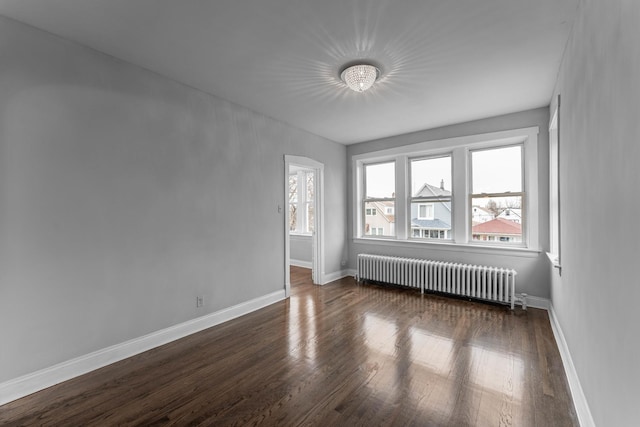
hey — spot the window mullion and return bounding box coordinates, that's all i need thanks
[395,155,407,240]
[451,147,468,243]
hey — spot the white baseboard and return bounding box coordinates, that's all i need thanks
[0,289,286,406]
[289,259,312,269]
[320,270,353,285]
[548,304,595,427]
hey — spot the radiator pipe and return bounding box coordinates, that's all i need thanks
[513,293,528,310]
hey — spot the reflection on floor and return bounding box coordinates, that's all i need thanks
[0,266,578,426]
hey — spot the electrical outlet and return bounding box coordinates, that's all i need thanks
[196,296,204,308]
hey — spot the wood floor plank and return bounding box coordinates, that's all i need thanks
[0,266,578,426]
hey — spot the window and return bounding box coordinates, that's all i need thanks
[288,174,298,231]
[363,161,395,237]
[289,169,314,234]
[470,145,523,244]
[418,204,434,219]
[548,99,561,267]
[410,156,452,240]
[353,127,539,250]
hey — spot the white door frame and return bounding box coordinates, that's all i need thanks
[284,155,325,297]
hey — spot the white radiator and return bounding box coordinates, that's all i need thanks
[356,254,521,309]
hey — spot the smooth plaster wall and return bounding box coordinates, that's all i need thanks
[550,0,640,424]
[0,16,346,382]
[347,108,551,299]
[290,235,312,265]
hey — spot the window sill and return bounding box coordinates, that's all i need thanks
[546,252,562,268]
[352,237,541,258]
[290,233,312,238]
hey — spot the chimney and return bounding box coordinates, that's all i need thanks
[440,179,445,190]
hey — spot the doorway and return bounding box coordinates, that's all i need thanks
[284,155,324,297]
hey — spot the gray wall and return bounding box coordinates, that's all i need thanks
[289,235,312,265]
[347,108,551,299]
[550,0,640,425]
[0,16,346,382]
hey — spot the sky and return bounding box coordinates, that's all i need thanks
[365,145,522,198]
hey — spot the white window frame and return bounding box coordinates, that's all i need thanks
[361,160,396,238]
[417,203,435,220]
[469,143,525,247]
[408,154,453,241]
[353,127,539,253]
[289,169,314,235]
[548,96,562,269]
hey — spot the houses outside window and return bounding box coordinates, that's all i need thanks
[353,127,539,249]
[363,161,396,237]
[470,145,524,243]
[409,156,452,240]
[418,204,434,220]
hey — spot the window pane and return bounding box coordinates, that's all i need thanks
[288,174,298,203]
[411,156,452,197]
[365,162,395,199]
[306,172,314,201]
[471,196,523,243]
[289,204,297,231]
[306,203,314,233]
[363,201,395,236]
[471,145,522,194]
[410,201,451,240]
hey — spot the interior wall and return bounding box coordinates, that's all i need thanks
[550,0,640,424]
[0,16,346,382]
[347,108,551,299]
[289,235,312,266]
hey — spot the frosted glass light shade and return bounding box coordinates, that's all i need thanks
[340,64,379,92]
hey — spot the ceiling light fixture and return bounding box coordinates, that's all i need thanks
[340,64,380,92]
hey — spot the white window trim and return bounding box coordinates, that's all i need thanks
[353,127,540,252]
[548,96,562,269]
[468,143,525,247]
[289,169,313,236]
[417,203,435,220]
[361,160,397,239]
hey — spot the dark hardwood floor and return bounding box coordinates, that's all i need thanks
[0,266,578,426]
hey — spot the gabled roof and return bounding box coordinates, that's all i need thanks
[472,218,521,235]
[498,208,522,219]
[371,201,395,223]
[472,205,492,214]
[414,183,451,198]
[411,218,451,229]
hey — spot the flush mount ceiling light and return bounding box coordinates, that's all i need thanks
[340,64,380,92]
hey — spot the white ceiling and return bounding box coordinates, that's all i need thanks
[0,0,578,144]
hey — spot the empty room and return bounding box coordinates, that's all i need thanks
[0,0,638,426]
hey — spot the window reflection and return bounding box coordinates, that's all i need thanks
[470,346,524,398]
[286,295,317,364]
[409,327,453,374]
[363,313,398,357]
